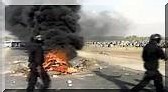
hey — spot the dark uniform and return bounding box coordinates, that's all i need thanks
[26,36,51,92]
[131,34,167,92]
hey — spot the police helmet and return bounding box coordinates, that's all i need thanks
[34,35,43,41]
[31,35,44,43]
[150,34,161,43]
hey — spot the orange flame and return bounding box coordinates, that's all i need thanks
[43,49,77,74]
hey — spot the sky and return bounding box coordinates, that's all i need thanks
[80,0,168,37]
[2,0,168,37]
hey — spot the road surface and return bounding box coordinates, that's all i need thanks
[3,48,167,92]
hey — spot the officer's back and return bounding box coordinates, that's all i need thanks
[27,36,44,66]
[142,34,166,71]
[26,35,51,92]
[131,34,167,92]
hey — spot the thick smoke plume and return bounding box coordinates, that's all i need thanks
[79,11,130,40]
[5,5,83,59]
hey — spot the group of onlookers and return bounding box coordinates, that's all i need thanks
[85,40,168,48]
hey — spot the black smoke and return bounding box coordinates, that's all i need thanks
[5,5,83,59]
[79,11,130,40]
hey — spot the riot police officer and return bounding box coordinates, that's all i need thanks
[26,35,51,92]
[131,34,167,92]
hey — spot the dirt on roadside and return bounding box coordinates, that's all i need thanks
[82,46,143,60]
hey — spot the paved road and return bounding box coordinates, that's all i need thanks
[77,51,166,76]
[3,48,166,91]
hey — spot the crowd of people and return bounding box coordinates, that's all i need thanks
[85,40,168,48]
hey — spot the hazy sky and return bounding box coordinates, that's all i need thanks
[2,0,168,37]
[80,0,168,37]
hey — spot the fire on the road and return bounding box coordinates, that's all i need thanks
[43,49,78,74]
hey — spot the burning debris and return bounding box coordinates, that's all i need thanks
[9,57,100,76]
[43,48,99,74]
[6,5,84,74]
[43,48,77,74]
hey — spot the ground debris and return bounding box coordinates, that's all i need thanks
[9,57,100,76]
[99,51,110,55]
[124,72,130,76]
[52,75,59,78]
[10,61,29,76]
[66,80,73,87]
[70,57,100,68]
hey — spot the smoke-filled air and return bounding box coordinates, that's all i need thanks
[79,10,130,40]
[5,5,131,58]
[5,5,84,59]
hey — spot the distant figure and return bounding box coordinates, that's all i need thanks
[26,35,51,92]
[131,34,167,92]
